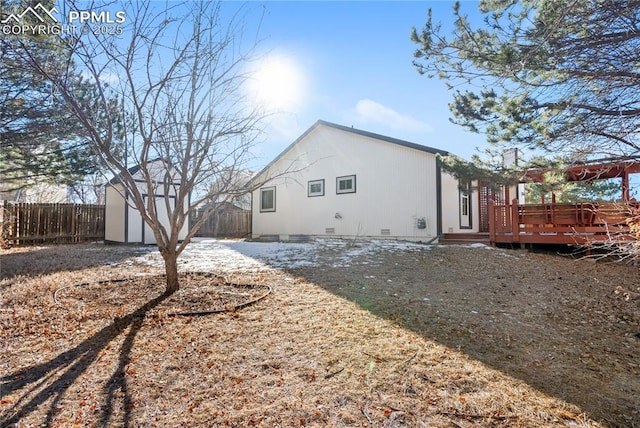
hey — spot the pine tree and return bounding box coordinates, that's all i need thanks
[0,0,101,195]
[411,0,640,160]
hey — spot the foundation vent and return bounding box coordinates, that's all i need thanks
[325,228,335,234]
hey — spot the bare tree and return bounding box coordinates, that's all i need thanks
[11,1,273,292]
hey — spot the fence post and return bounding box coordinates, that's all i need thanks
[1,200,8,246]
[511,199,520,243]
[488,199,495,244]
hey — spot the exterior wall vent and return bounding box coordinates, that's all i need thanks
[288,234,311,242]
[325,228,335,234]
[255,234,279,242]
[380,229,391,236]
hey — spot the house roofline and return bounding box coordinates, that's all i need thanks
[250,119,449,186]
[316,120,448,156]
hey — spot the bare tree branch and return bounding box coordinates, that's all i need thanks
[8,0,297,292]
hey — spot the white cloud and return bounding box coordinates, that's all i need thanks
[80,70,121,86]
[348,99,432,133]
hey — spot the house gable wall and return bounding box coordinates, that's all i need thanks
[252,124,444,241]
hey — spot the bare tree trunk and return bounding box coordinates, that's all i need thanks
[161,249,180,293]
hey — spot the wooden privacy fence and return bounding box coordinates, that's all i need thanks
[1,200,105,246]
[191,209,251,238]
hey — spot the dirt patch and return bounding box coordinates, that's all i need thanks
[0,241,638,427]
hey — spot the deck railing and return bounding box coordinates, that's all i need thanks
[489,199,631,245]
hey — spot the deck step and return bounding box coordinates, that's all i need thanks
[439,233,491,245]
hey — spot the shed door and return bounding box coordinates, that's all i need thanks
[143,195,173,245]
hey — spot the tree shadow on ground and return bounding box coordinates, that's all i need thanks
[284,246,640,428]
[0,243,155,281]
[0,291,171,427]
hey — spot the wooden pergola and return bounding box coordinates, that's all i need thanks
[489,158,640,246]
[522,159,640,202]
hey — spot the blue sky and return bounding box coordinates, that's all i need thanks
[244,1,487,169]
[244,1,638,193]
[39,0,482,170]
[48,0,483,170]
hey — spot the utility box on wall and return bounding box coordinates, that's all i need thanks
[104,159,188,244]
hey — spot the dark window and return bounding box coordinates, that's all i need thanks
[336,175,356,194]
[308,179,325,197]
[260,187,276,212]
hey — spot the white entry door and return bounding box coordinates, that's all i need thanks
[459,184,471,229]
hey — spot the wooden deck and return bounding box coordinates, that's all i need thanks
[488,200,631,246]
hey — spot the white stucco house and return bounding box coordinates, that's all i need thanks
[105,158,189,244]
[250,120,483,242]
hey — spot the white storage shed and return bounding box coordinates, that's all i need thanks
[104,159,188,244]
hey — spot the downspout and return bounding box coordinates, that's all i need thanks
[436,157,443,236]
[423,156,444,245]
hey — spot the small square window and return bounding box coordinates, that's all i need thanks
[336,175,356,194]
[260,187,276,212]
[308,179,325,197]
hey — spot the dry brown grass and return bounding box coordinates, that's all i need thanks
[1,243,602,427]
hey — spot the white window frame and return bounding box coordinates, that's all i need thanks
[336,174,356,194]
[260,186,276,212]
[308,179,325,197]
